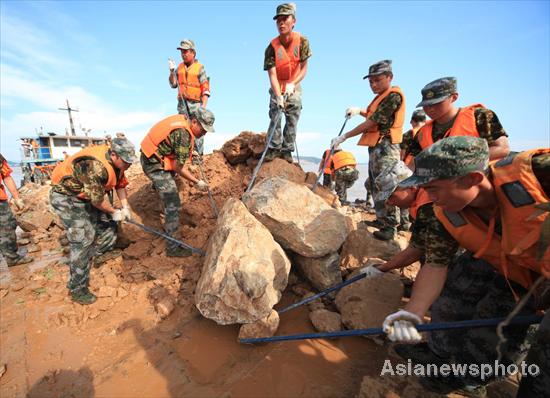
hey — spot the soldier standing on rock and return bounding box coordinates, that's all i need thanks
[328,146,359,204]
[332,60,406,241]
[49,138,136,305]
[139,110,214,257]
[0,154,33,267]
[264,3,312,162]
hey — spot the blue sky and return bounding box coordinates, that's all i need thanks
[1,0,549,162]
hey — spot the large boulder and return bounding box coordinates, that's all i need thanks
[339,229,407,269]
[291,252,342,291]
[335,271,403,330]
[195,198,291,325]
[243,177,348,257]
[238,309,280,340]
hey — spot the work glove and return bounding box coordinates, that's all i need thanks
[359,265,384,279]
[330,135,346,149]
[192,150,200,158]
[13,198,25,211]
[121,206,133,221]
[196,180,209,191]
[285,82,295,96]
[383,310,423,343]
[168,58,176,71]
[112,209,124,222]
[276,95,285,110]
[345,107,362,118]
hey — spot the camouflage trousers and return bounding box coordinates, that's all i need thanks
[267,88,302,153]
[322,173,332,188]
[426,252,535,387]
[49,190,117,293]
[334,167,359,203]
[0,200,20,265]
[368,137,400,231]
[140,153,181,252]
[517,310,550,397]
[178,99,204,155]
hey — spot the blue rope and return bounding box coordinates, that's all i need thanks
[239,314,543,344]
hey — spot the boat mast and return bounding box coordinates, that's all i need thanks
[58,99,79,136]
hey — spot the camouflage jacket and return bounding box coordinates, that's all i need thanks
[369,92,403,136]
[153,128,193,167]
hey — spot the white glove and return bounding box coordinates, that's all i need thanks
[196,180,208,191]
[112,209,124,222]
[192,150,200,158]
[345,106,362,118]
[276,95,285,109]
[383,310,423,343]
[168,58,176,71]
[330,135,346,149]
[285,83,295,96]
[121,206,133,221]
[13,198,25,211]
[359,265,384,279]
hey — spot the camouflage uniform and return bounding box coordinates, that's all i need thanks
[264,16,312,155]
[334,167,359,203]
[140,128,191,253]
[0,201,19,265]
[395,137,547,392]
[368,91,403,234]
[50,144,132,295]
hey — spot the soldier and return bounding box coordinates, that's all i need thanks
[49,138,136,304]
[408,77,510,161]
[332,60,406,241]
[329,146,359,204]
[168,39,210,156]
[0,154,33,267]
[401,109,427,166]
[140,109,214,257]
[382,137,548,396]
[264,3,312,162]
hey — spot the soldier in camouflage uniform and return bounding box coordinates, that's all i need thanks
[140,109,214,257]
[382,137,549,396]
[264,3,312,163]
[50,138,136,305]
[328,147,359,204]
[0,154,33,267]
[331,60,405,240]
[168,39,211,156]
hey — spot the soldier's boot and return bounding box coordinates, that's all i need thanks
[166,246,192,258]
[373,227,396,241]
[280,151,293,163]
[93,249,122,268]
[6,255,34,267]
[70,288,97,305]
[26,244,41,253]
[17,238,31,245]
[398,222,412,232]
[362,219,384,228]
[264,148,279,162]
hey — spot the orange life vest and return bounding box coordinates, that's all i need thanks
[271,32,301,94]
[321,150,333,175]
[140,115,195,171]
[416,104,484,150]
[403,126,421,166]
[0,159,12,201]
[332,151,357,171]
[409,188,432,220]
[434,149,550,289]
[176,61,208,102]
[51,145,117,199]
[358,86,406,147]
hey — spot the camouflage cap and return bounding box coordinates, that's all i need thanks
[196,107,215,133]
[416,77,457,107]
[273,3,296,19]
[399,136,489,188]
[363,60,392,79]
[411,109,427,122]
[111,137,137,164]
[177,39,196,51]
[375,160,413,203]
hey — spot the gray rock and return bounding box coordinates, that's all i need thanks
[292,252,342,291]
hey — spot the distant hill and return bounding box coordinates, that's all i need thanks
[296,156,321,164]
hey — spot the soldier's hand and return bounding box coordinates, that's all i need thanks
[196,180,208,191]
[168,58,176,71]
[345,106,362,118]
[285,83,295,96]
[13,198,25,211]
[192,150,200,158]
[112,209,124,222]
[359,265,384,279]
[276,95,285,110]
[383,310,422,343]
[331,135,346,148]
[121,206,133,221]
